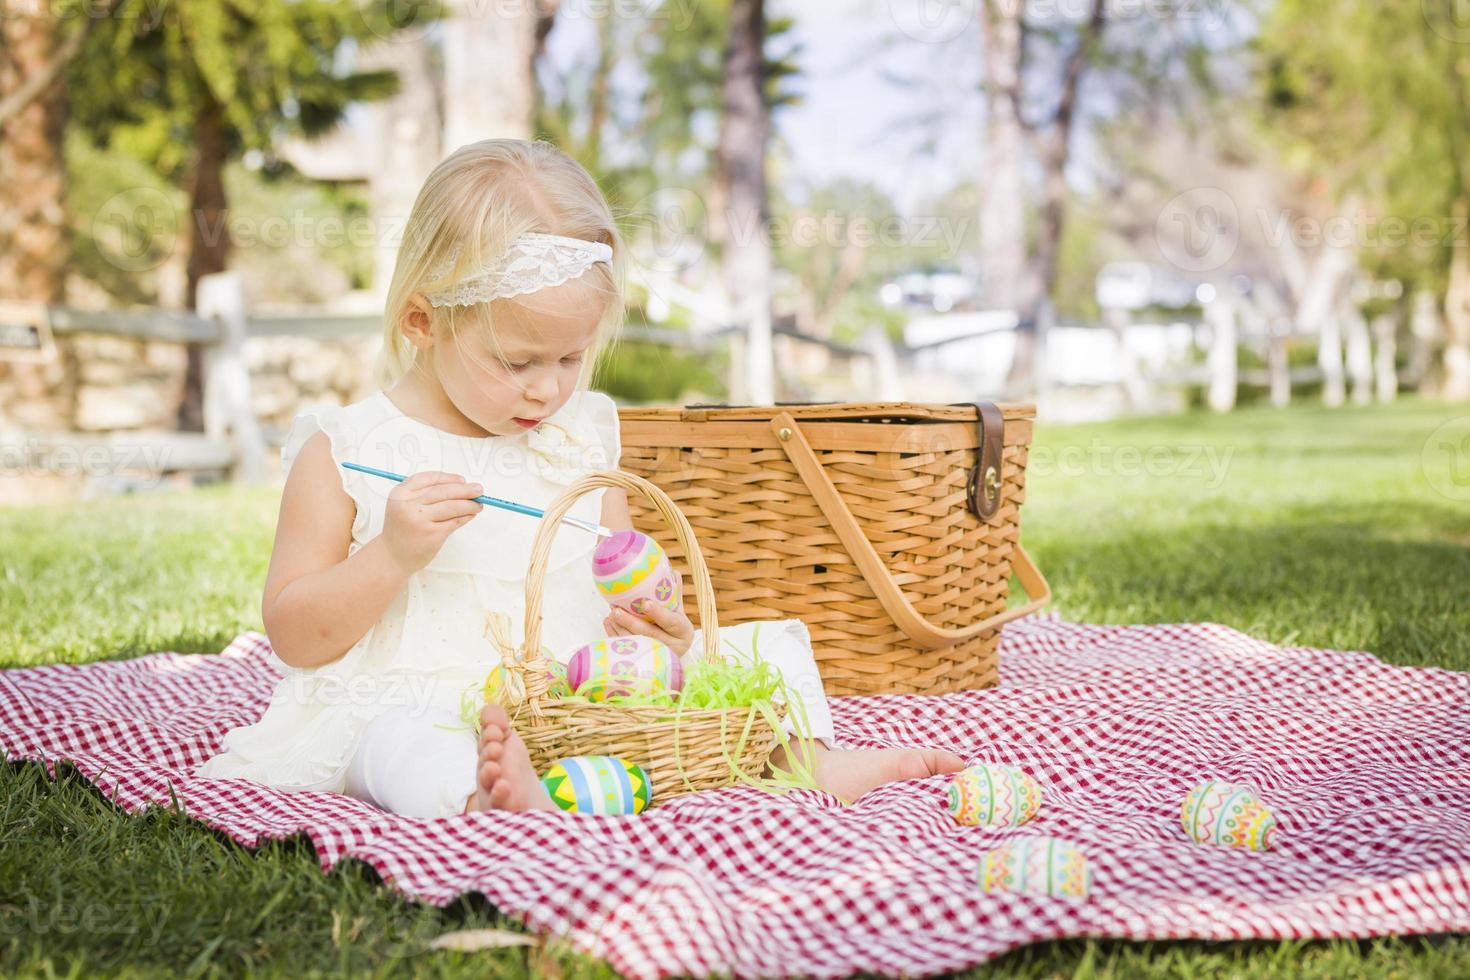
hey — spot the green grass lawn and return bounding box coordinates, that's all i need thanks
[1,397,1467,977]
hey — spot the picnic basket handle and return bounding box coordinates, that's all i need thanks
[521,470,722,671]
[769,412,1051,651]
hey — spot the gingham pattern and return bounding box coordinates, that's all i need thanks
[2,615,1467,977]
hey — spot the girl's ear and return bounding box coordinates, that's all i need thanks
[403,293,434,351]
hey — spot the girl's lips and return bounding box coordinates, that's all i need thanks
[513,417,541,428]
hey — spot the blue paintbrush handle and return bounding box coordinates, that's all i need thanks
[339,461,611,537]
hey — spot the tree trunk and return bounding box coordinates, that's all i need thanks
[1342,298,1373,405]
[978,0,1025,313]
[716,0,773,403]
[0,3,74,427]
[1288,195,1361,407]
[443,0,538,147]
[359,34,442,299]
[989,0,1106,397]
[1204,293,1237,412]
[586,7,614,163]
[1372,313,1398,403]
[1443,197,1470,400]
[179,97,232,432]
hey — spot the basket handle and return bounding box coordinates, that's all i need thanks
[769,412,1051,650]
[520,470,723,687]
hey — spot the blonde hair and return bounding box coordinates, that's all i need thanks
[374,139,626,391]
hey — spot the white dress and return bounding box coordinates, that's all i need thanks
[196,387,834,811]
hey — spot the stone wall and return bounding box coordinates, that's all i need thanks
[0,331,381,436]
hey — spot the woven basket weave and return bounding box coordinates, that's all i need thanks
[616,401,1050,697]
[490,469,794,809]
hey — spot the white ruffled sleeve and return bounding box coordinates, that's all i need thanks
[279,403,372,552]
[586,390,621,470]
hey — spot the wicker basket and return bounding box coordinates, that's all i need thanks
[489,469,804,809]
[617,401,1051,697]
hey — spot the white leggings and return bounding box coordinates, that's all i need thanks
[344,705,478,819]
[342,620,837,819]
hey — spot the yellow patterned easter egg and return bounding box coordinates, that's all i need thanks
[946,764,1042,827]
[1180,781,1278,850]
[978,836,1092,901]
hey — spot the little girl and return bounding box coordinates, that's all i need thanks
[197,139,964,818]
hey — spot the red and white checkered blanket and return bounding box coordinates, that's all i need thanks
[2,615,1467,977]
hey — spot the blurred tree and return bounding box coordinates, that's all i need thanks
[1258,0,1470,399]
[443,0,538,148]
[982,0,1107,392]
[716,0,775,402]
[1,1,71,305]
[68,0,425,428]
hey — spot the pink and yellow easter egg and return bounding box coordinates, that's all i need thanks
[539,755,652,815]
[946,764,1042,827]
[565,634,684,702]
[1180,781,1278,850]
[593,530,682,621]
[979,837,1092,901]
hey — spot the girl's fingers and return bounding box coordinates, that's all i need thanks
[610,607,665,642]
[402,470,456,489]
[425,499,482,523]
[644,602,693,639]
[417,481,482,505]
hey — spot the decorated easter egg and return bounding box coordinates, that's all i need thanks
[566,634,684,701]
[544,658,572,698]
[946,764,1042,827]
[539,755,652,815]
[593,530,682,621]
[978,837,1092,901]
[481,662,525,707]
[484,658,572,706]
[1181,780,1278,850]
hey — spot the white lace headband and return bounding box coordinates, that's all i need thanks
[423,232,613,308]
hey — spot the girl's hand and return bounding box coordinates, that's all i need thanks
[381,471,484,575]
[603,602,695,658]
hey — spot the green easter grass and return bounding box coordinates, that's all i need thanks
[1,396,1468,977]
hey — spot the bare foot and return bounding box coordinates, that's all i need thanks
[464,704,560,814]
[766,739,967,805]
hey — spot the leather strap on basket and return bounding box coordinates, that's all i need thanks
[966,402,1006,521]
[770,411,1051,650]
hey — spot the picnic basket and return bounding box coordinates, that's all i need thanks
[616,401,1050,697]
[485,469,803,808]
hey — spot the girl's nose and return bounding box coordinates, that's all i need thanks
[525,370,559,403]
